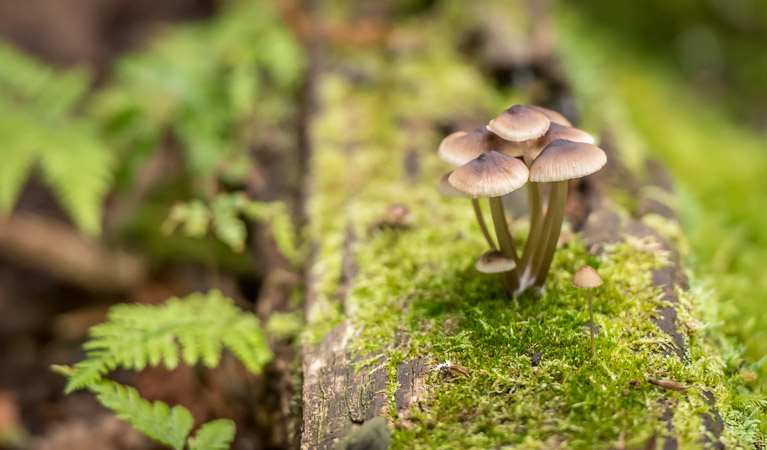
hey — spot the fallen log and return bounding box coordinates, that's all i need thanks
[299,3,748,449]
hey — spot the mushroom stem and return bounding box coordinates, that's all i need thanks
[588,289,595,357]
[489,196,520,294]
[533,180,568,286]
[518,140,544,288]
[519,182,543,280]
[472,199,497,250]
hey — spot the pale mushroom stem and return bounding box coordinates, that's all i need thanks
[533,180,567,286]
[471,199,497,251]
[489,196,520,294]
[518,141,544,285]
[520,182,543,278]
[588,288,595,357]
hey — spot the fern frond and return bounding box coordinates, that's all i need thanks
[91,380,194,450]
[64,290,272,393]
[0,43,114,234]
[187,419,236,450]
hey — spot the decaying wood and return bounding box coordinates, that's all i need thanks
[301,319,429,449]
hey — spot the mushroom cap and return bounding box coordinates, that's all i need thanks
[436,172,467,197]
[448,151,529,198]
[487,105,551,142]
[573,265,603,289]
[529,139,607,182]
[438,127,522,166]
[528,105,572,127]
[476,250,517,273]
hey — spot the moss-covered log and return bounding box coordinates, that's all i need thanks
[299,2,761,449]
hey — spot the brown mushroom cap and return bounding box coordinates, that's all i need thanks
[573,265,603,289]
[436,172,467,197]
[438,127,523,166]
[476,250,517,273]
[448,151,529,198]
[487,105,551,142]
[529,139,607,183]
[528,105,572,127]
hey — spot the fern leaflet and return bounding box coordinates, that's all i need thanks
[91,380,194,450]
[187,419,236,450]
[62,290,272,393]
[0,43,115,234]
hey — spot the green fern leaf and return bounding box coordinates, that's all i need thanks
[187,419,236,450]
[0,43,114,234]
[92,380,194,450]
[63,290,272,393]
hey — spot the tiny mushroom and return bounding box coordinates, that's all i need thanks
[449,151,529,294]
[437,127,522,253]
[438,127,522,166]
[529,139,607,287]
[476,250,516,274]
[487,105,551,291]
[487,105,550,165]
[516,123,595,278]
[573,265,603,357]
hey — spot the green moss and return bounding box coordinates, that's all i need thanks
[306,1,765,447]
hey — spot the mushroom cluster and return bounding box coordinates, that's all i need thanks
[437,104,606,297]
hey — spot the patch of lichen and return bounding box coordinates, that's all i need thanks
[305,1,764,447]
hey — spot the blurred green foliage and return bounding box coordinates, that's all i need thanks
[94,0,304,194]
[0,0,305,238]
[570,0,767,121]
[0,44,114,234]
[163,192,301,263]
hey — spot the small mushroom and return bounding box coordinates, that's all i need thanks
[449,151,529,294]
[436,128,521,253]
[517,124,595,277]
[487,105,551,152]
[487,105,551,292]
[572,265,603,357]
[529,139,607,287]
[476,250,516,274]
[436,172,496,250]
[438,127,522,166]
